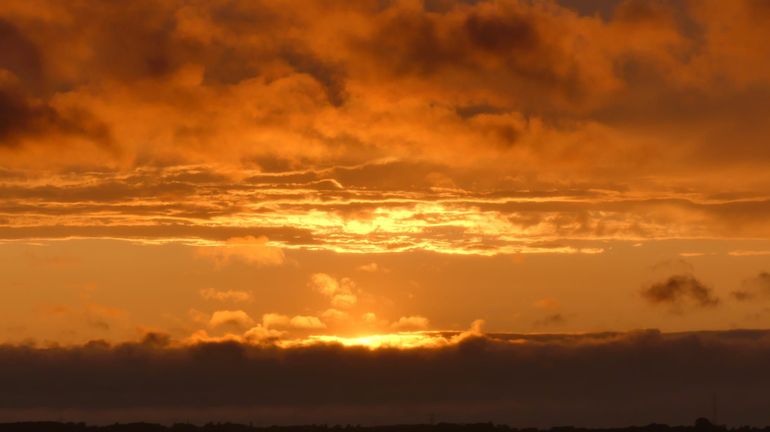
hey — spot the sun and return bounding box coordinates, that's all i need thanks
[280,332,451,350]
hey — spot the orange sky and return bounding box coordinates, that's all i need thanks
[2,0,770,424]
[3,0,770,345]
[0,0,770,343]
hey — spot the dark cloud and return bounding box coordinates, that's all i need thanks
[732,272,770,301]
[0,83,112,149]
[282,48,348,107]
[0,0,766,173]
[0,19,44,90]
[557,0,622,19]
[2,330,770,426]
[533,313,566,328]
[642,274,720,308]
[352,1,603,108]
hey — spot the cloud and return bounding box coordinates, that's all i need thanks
[533,297,560,310]
[309,273,358,309]
[208,310,254,328]
[243,325,285,342]
[6,165,770,255]
[261,313,291,328]
[40,301,127,334]
[0,0,766,177]
[188,309,209,326]
[289,315,326,330]
[200,288,252,303]
[641,274,720,309]
[728,250,770,257]
[321,309,350,322]
[196,236,285,267]
[0,74,112,151]
[357,262,382,272]
[330,293,358,309]
[533,313,566,328]
[4,329,770,426]
[391,315,429,330]
[309,273,341,297]
[732,272,770,301]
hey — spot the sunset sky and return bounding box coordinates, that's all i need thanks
[2,0,770,426]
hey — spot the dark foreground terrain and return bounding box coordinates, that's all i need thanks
[0,419,760,432]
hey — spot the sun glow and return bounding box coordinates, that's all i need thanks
[294,332,449,349]
[274,321,486,350]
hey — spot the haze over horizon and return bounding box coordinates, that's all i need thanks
[1,0,770,427]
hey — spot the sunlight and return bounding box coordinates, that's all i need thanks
[279,332,451,350]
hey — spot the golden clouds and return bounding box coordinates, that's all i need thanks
[3,162,770,255]
[183,271,446,344]
[0,0,770,256]
[289,315,327,330]
[261,313,291,328]
[243,324,285,342]
[208,310,254,328]
[390,315,430,330]
[310,273,358,308]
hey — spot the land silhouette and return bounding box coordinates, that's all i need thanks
[0,419,756,432]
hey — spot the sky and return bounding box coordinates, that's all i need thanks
[2,0,770,426]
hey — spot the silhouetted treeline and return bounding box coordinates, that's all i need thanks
[0,419,764,432]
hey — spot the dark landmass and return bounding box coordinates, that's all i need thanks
[0,419,760,432]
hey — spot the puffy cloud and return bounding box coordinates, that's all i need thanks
[309,273,358,308]
[330,292,358,309]
[289,315,326,330]
[391,315,430,330]
[243,325,285,342]
[200,288,252,303]
[309,273,341,297]
[642,274,720,309]
[183,329,243,345]
[208,310,254,328]
[261,313,291,328]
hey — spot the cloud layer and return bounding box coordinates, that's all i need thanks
[1,1,770,254]
[2,329,770,426]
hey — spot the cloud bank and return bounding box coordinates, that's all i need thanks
[2,329,770,426]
